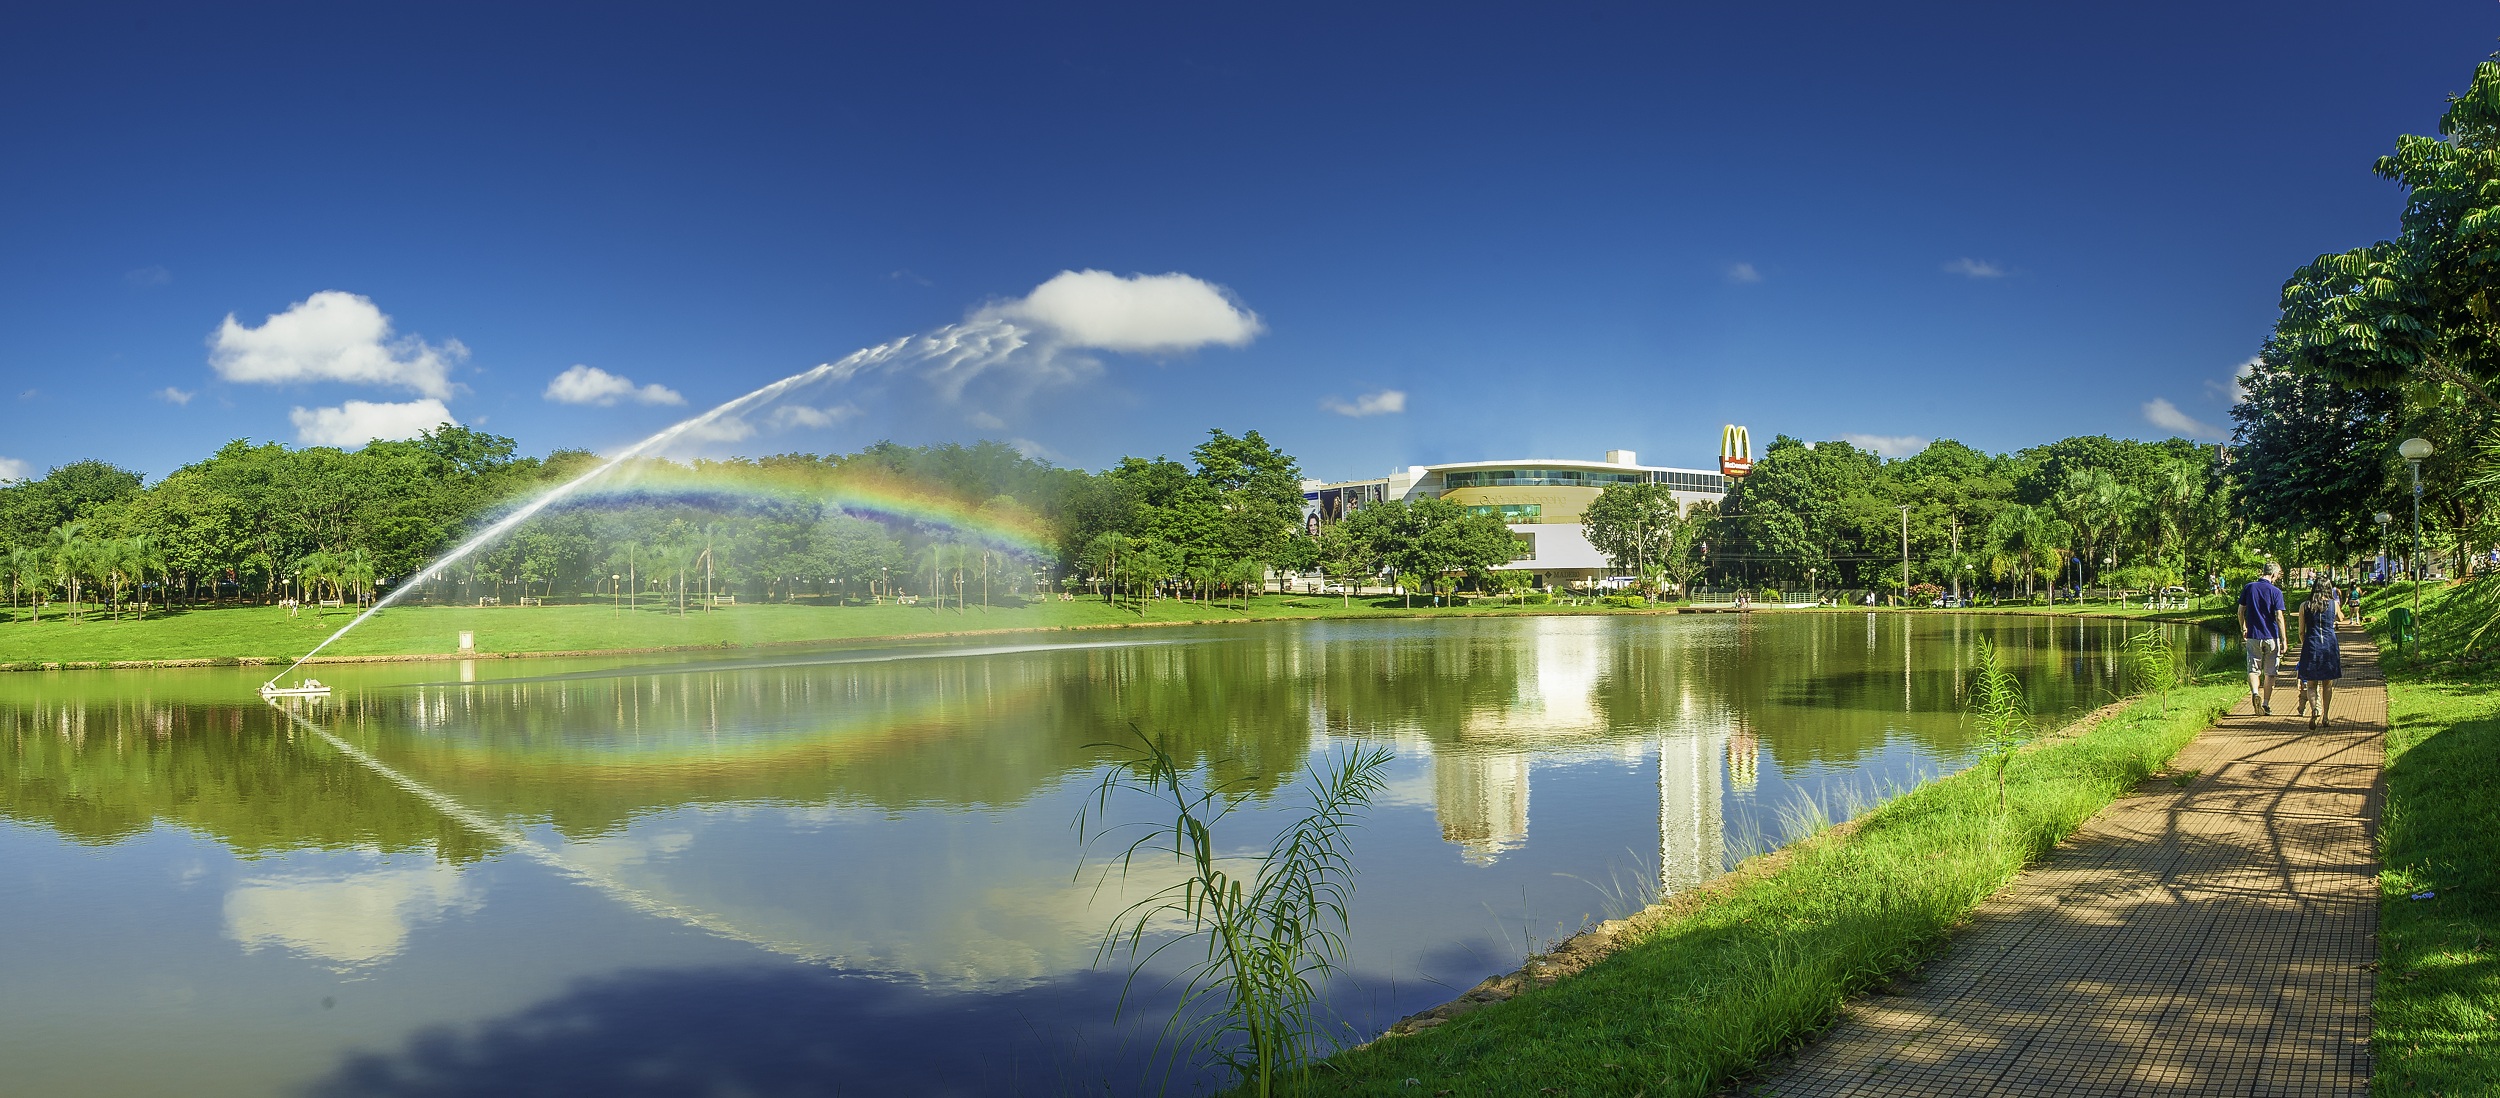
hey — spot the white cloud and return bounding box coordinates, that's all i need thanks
[1008,437,1063,463]
[209,291,465,398]
[765,403,861,430]
[1726,262,1762,284]
[225,862,481,969]
[1943,258,2007,279]
[981,270,1262,354]
[1321,389,1407,417]
[289,399,457,447]
[966,410,1007,430]
[2142,398,2226,441]
[2206,356,2258,404]
[1838,433,1930,458]
[542,364,684,407]
[125,265,170,287]
[155,387,195,405]
[680,415,756,444]
[0,458,29,482]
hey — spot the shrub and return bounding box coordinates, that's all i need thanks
[1520,592,1551,605]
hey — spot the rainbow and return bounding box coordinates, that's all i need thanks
[521,457,1060,556]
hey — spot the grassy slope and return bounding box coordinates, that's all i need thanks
[2368,579,2500,1096]
[0,595,1639,665]
[1297,683,2239,1098]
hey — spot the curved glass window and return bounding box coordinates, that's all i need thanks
[1463,504,1542,520]
[1442,468,1647,489]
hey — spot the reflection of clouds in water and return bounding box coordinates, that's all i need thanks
[559,808,1218,991]
[224,859,481,969]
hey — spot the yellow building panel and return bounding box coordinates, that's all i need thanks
[1441,486,1602,524]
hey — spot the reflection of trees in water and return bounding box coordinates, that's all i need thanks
[0,695,497,860]
[0,616,2211,862]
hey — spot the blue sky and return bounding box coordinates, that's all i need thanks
[2,2,2492,484]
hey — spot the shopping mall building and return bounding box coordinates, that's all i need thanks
[1301,449,1728,588]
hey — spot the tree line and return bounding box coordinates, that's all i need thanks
[0,426,1365,618]
[1597,434,2243,602]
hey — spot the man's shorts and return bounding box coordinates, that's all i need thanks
[2245,637,2282,676]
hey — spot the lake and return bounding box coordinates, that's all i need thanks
[0,612,2210,1096]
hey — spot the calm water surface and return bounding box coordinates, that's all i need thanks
[0,613,2211,1096]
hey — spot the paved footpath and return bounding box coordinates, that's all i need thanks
[1751,629,2384,1097]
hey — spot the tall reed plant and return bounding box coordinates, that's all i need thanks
[1079,732,1393,1097]
[1969,636,2030,811]
[2124,627,2180,713]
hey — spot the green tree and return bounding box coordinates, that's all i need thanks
[46,522,90,622]
[1580,482,1689,595]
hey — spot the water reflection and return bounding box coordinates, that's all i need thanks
[226,858,481,969]
[0,614,2212,1096]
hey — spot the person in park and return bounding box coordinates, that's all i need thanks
[2295,578,2344,728]
[2236,562,2288,716]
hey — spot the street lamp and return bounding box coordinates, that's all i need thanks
[611,574,620,615]
[2401,437,2434,621]
[2375,512,2393,582]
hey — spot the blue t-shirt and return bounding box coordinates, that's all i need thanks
[2239,580,2285,640]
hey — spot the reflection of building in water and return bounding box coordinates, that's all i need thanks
[1434,750,1529,865]
[1660,726,1727,897]
[1726,724,1760,793]
[1426,618,1612,864]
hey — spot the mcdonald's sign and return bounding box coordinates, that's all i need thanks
[1720,424,1754,478]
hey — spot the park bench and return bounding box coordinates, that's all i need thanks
[1058,592,1075,602]
[517,596,543,607]
[711,594,735,606]
[317,598,344,608]
[477,596,500,607]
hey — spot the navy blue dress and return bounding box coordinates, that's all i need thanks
[2297,600,2343,682]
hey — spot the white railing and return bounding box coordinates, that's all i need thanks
[1688,592,1820,609]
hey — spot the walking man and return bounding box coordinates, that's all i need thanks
[2237,562,2288,715]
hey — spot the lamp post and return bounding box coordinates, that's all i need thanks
[2401,437,2434,621]
[611,574,620,615]
[2375,512,2393,582]
[1899,504,1910,607]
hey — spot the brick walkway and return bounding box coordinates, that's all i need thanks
[1750,629,2384,1097]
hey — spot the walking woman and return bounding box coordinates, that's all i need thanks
[2296,578,2344,728]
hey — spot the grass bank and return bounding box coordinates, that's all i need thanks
[1296,679,2239,1097]
[2366,578,2500,1095]
[0,595,1665,667]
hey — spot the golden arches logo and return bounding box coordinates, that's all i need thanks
[1719,424,1753,478]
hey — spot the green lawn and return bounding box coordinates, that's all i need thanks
[0,594,1654,666]
[2368,578,2500,1096]
[1291,682,2240,1097]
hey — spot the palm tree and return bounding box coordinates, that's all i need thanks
[47,523,90,622]
[95,537,139,619]
[332,550,375,610]
[2053,468,2135,599]
[1986,505,2067,603]
[126,537,169,616]
[4,546,41,622]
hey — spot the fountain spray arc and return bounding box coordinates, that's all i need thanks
[258,329,988,690]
